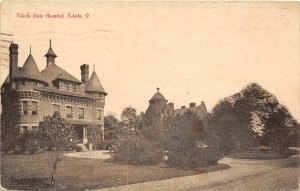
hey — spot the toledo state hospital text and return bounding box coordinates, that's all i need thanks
[16,13,85,19]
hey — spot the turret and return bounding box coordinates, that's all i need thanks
[85,70,107,96]
[146,88,168,114]
[44,39,57,67]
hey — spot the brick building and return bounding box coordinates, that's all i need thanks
[1,40,107,150]
[144,88,207,126]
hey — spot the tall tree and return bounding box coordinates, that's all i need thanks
[1,90,21,153]
[209,83,299,154]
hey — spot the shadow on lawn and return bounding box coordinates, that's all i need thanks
[2,177,52,191]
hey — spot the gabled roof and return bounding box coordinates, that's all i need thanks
[56,71,82,84]
[41,63,65,83]
[41,63,81,84]
[85,71,106,94]
[15,54,48,84]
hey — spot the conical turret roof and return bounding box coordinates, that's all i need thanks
[44,39,57,57]
[16,54,48,84]
[85,71,107,95]
[150,88,166,101]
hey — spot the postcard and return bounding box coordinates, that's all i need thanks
[0,1,299,190]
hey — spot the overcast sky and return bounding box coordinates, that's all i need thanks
[1,1,299,121]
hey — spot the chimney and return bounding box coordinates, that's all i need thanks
[169,102,174,110]
[181,106,186,109]
[9,43,18,84]
[190,102,196,107]
[80,64,89,83]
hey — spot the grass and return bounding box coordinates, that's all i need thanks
[1,152,229,191]
[226,149,298,160]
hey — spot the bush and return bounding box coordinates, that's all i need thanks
[66,142,82,152]
[168,147,222,168]
[114,134,163,165]
[76,146,82,152]
[95,139,117,150]
[11,132,39,154]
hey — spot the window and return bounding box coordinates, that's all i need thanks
[22,126,28,133]
[53,104,60,114]
[97,109,102,120]
[66,106,73,118]
[78,108,84,119]
[22,80,26,85]
[32,101,38,115]
[31,81,37,86]
[23,101,28,115]
[32,126,38,131]
[63,82,68,90]
[72,84,76,92]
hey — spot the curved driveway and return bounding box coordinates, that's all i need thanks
[90,153,299,191]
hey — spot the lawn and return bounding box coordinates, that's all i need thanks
[226,149,298,160]
[1,152,229,191]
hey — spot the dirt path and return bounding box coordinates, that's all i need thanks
[90,155,299,191]
[63,150,112,159]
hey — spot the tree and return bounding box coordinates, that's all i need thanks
[164,111,213,167]
[38,112,73,186]
[1,90,21,153]
[120,106,140,133]
[208,83,298,154]
[262,106,297,150]
[104,113,120,140]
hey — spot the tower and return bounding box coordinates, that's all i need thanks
[144,88,168,127]
[44,39,57,67]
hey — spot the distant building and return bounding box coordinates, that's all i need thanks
[144,88,207,126]
[1,40,107,150]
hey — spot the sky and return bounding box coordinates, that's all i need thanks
[1,1,299,121]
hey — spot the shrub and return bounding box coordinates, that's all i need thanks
[76,146,82,152]
[66,142,82,152]
[96,139,117,150]
[114,134,163,165]
[168,147,222,168]
[11,132,39,154]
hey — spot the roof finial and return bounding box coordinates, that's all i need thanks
[30,45,31,54]
[50,39,52,47]
[93,64,95,72]
[156,87,160,92]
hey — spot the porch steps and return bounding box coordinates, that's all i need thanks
[78,144,89,152]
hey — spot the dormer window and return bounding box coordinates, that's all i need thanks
[31,81,37,86]
[72,84,76,92]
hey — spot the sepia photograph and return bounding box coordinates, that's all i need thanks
[0,1,299,190]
